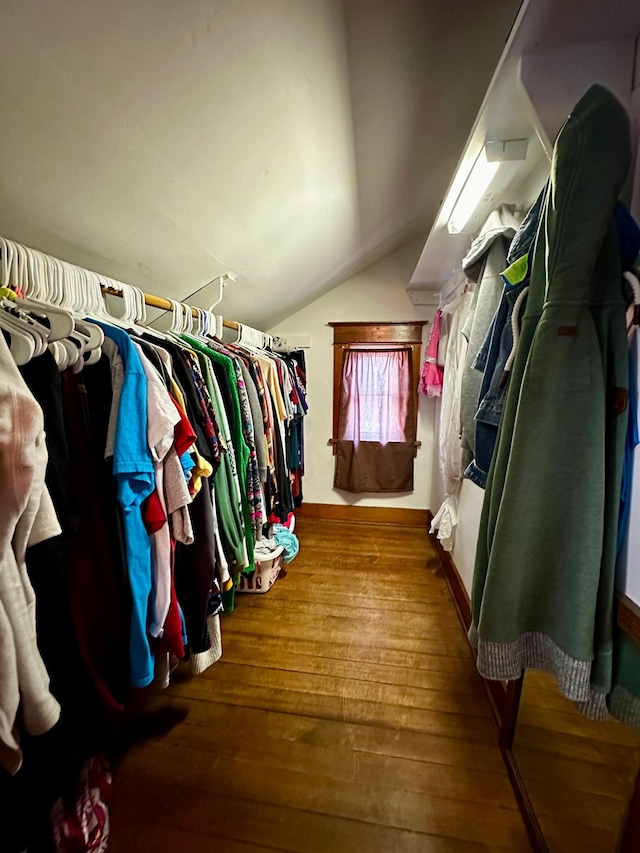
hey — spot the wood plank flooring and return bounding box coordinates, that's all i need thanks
[513,669,640,852]
[108,519,530,852]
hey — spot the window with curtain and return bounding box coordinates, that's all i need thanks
[329,322,426,494]
[340,349,410,444]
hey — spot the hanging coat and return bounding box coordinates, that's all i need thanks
[459,205,521,470]
[470,85,631,718]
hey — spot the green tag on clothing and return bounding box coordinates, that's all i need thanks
[501,253,529,288]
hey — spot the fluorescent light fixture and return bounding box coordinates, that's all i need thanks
[445,139,528,235]
[447,150,500,234]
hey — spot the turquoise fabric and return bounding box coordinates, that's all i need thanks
[273,525,299,563]
[94,321,156,689]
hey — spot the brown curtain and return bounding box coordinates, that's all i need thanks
[334,348,415,493]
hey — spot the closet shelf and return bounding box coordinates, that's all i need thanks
[408,0,640,296]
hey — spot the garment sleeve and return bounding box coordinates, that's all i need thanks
[242,362,267,482]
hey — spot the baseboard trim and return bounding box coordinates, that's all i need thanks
[296,503,429,527]
[426,509,508,726]
[427,510,547,853]
[426,510,472,628]
[502,746,549,852]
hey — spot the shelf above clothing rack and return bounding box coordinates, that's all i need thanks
[100,284,240,331]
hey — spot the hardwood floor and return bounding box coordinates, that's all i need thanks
[513,670,640,852]
[108,518,530,852]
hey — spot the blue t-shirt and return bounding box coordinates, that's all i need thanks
[95,321,156,688]
[180,450,195,480]
[618,345,639,557]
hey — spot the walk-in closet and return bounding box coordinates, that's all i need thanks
[2,1,640,851]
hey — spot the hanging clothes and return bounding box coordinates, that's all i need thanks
[470,84,631,719]
[0,331,61,775]
[420,309,444,397]
[430,274,474,550]
[463,191,546,488]
[0,271,309,849]
[94,321,157,690]
[458,204,521,471]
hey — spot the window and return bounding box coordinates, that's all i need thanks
[340,348,410,444]
[329,322,426,493]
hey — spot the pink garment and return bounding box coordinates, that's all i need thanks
[51,755,112,853]
[420,309,444,397]
[340,349,410,445]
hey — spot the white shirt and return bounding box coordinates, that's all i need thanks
[0,334,61,774]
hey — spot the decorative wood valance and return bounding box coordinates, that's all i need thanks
[328,321,426,345]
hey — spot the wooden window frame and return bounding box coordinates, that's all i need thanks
[328,321,427,455]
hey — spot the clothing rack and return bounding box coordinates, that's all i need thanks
[100,285,240,331]
[0,235,248,333]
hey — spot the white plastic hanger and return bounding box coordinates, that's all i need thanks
[168,298,183,336]
[0,301,46,361]
[188,306,216,343]
[181,302,194,336]
[192,307,205,338]
[49,259,81,368]
[132,285,169,342]
[198,307,218,340]
[13,242,75,342]
[0,310,36,364]
[69,265,103,367]
[166,300,187,338]
[86,270,115,323]
[0,237,52,363]
[233,322,267,354]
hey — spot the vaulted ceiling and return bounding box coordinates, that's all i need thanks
[0,0,521,327]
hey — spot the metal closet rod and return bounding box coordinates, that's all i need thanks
[101,285,240,331]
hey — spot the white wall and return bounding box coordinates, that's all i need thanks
[451,482,483,596]
[0,1,521,332]
[270,236,436,510]
[429,397,483,596]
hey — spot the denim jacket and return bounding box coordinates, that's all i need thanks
[464,190,545,488]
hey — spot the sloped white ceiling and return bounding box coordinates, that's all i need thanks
[0,0,520,328]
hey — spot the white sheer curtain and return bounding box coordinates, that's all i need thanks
[339,349,410,445]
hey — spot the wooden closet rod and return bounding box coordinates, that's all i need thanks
[101,285,240,331]
[0,236,243,331]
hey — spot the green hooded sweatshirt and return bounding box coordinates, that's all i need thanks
[470,85,631,719]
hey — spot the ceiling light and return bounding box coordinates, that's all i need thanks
[447,150,500,235]
[446,139,528,235]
